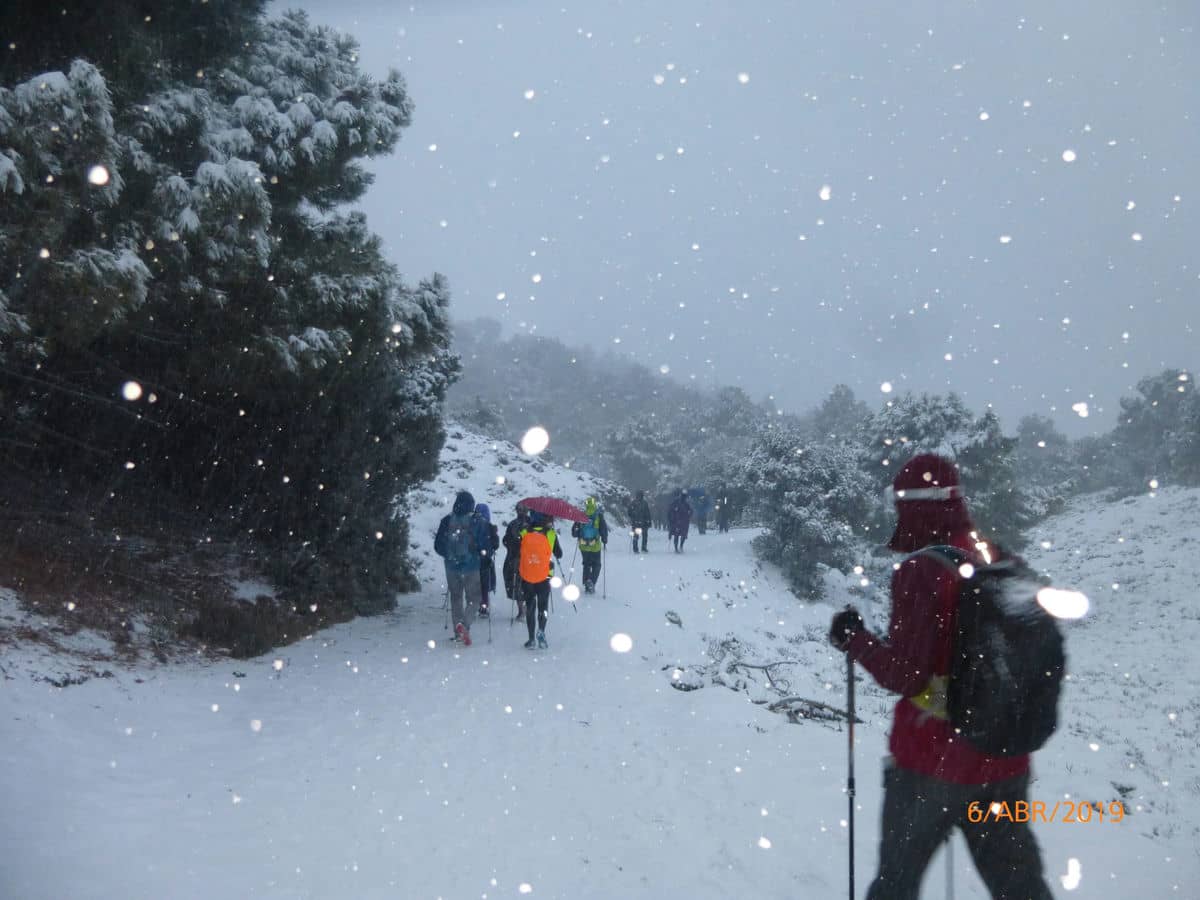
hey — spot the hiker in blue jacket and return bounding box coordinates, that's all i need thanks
[433,490,488,646]
[570,496,609,594]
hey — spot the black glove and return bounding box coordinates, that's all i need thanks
[829,608,865,652]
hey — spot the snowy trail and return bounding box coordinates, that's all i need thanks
[0,530,858,899]
[3,453,1198,898]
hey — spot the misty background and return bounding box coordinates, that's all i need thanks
[288,0,1197,436]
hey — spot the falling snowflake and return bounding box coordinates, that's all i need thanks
[87,165,110,186]
[521,426,550,455]
[1062,149,1077,163]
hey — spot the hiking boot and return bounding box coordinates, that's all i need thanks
[478,606,489,619]
[455,623,472,647]
[524,637,536,649]
[536,631,548,649]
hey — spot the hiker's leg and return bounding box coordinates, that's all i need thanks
[523,580,536,638]
[536,581,550,632]
[959,774,1054,900]
[583,552,600,586]
[462,571,480,630]
[447,570,467,628]
[866,765,957,900]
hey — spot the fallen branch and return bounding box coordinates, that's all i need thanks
[728,660,800,690]
[767,695,863,725]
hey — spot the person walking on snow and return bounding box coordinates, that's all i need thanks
[571,496,609,593]
[715,485,732,533]
[627,489,652,553]
[502,504,530,618]
[475,503,500,618]
[433,490,487,646]
[828,453,1053,900]
[518,511,563,649]
[667,489,693,553]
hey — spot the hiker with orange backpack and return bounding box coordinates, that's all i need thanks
[518,511,563,649]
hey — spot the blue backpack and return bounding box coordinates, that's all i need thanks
[444,513,478,570]
[580,518,599,542]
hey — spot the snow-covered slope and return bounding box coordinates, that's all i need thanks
[0,431,1196,899]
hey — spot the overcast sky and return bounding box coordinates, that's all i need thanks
[286,0,1197,435]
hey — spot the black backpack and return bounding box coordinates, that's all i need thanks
[919,545,1066,757]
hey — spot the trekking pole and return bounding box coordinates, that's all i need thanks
[847,656,856,900]
[444,586,450,631]
[602,543,607,600]
[567,541,579,585]
[945,833,954,900]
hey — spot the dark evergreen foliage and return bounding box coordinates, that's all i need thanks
[0,5,456,632]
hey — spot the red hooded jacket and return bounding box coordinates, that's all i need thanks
[847,459,1031,785]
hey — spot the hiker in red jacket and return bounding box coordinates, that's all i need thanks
[829,453,1052,900]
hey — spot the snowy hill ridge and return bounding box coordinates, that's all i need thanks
[0,428,1196,898]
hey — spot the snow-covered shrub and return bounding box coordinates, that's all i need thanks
[740,426,875,597]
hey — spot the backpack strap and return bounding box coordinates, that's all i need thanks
[911,544,973,572]
[904,544,971,721]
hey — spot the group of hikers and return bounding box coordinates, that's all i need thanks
[433,490,610,650]
[628,486,735,553]
[433,485,735,648]
[435,452,1061,897]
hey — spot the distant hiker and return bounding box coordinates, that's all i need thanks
[475,503,500,618]
[519,511,563,649]
[667,490,693,553]
[652,493,670,531]
[627,489,652,553]
[570,496,609,594]
[690,486,711,535]
[433,490,487,647]
[502,504,530,618]
[715,486,732,533]
[828,454,1054,900]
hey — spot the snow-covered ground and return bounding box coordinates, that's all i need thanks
[1,429,1197,899]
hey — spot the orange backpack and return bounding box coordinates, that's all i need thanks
[519,528,554,582]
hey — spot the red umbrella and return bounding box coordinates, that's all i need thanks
[519,496,589,523]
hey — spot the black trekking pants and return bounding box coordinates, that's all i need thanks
[631,526,649,552]
[581,550,602,588]
[866,764,1053,900]
[521,579,550,639]
[502,557,519,599]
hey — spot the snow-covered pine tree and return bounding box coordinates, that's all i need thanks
[1111,369,1200,489]
[0,6,456,625]
[1015,414,1078,515]
[608,413,685,492]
